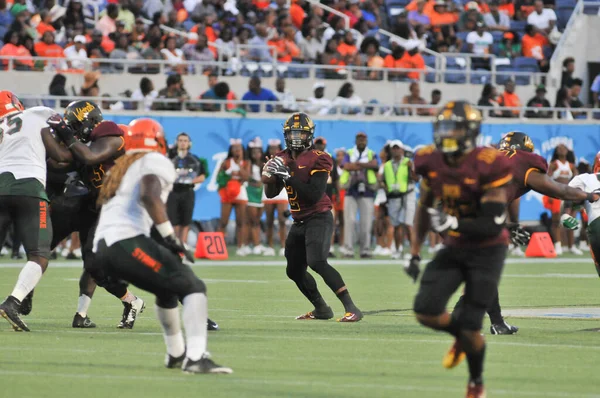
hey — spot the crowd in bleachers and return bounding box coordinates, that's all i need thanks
[0,0,578,83]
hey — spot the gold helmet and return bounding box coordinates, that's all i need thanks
[433,101,482,155]
[498,131,534,152]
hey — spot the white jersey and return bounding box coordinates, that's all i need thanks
[93,152,176,249]
[568,173,600,223]
[550,159,573,181]
[0,107,56,186]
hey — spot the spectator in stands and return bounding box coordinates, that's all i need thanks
[0,1,14,40]
[401,82,429,116]
[242,76,278,113]
[96,3,119,37]
[34,31,65,68]
[459,1,485,32]
[268,28,301,63]
[165,9,184,31]
[144,23,162,44]
[200,81,237,112]
[321,38,348,79]
[430,0,459,29]
[117,1,136,32]
[338,30,359,65]
[331,82,364,115]
[1,30,33,70]
[297,24,324,64]
[391,11,412,39]
[499,0,516,18]
[131,77,158,111]
[359,36,384,80]
[340,131,379,258]
[183,33,215,74]
[516,0,536,20]
[522,24,549,71]
[427,88,442,114]
[591,73,600,108]
[154,73,190,111]
[304,81,332,115]
[161,34,186,74]
[555,87,573,119]
[64,34,88,70]
[64,0,84,31]
[191,0,216,23]
[248,23,273,62]
[87,29,110,58]
[478,83,501,116]
[109,34,140,72]
[466,21,493,70]
[215,26,235,63]
[274,77,299,113]
[323,15,346,42]
[36,9,56,37]
[80,71,100,97]
[527,0,556,35]
[498,31,521,58]
[48,73,71,108]
[526,84,552,118]
[8,5,33,40]
[569,78,585,118]
[408,0,431,29]
[383,44,406,81]
[401,40,426,80]
[560,57,575,88]
[484,0,511,31]
[497,79,521,117]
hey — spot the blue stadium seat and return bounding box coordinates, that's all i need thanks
[513,57,539,85]
[423,55,437,83]
[183,20,196,31]
[456,31,469,42]
[444,57,466,84]
[495,64,513,85]
[386,0,410,7]
[556,7,574,30]
[584,4,600,14]
[555,0,576,8]
[470,69,491,84]
[491,42,500,56]
[491,30,504,43]
[510,20,527,33]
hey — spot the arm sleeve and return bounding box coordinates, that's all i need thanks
[286,172,328,205]
[454,201,507,238]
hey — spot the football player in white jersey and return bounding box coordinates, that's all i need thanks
[0,91,74,331]
[92,122,232,374]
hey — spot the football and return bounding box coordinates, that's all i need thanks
[261,157,283,184]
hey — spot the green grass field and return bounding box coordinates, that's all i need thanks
[2,254,600,398]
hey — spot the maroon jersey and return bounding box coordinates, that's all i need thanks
[277,148,333,221]
[499,149,548,203]
[82,121,125,191]
[414,145,512,248]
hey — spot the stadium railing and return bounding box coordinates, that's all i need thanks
[0,55,547,86]
[18,94,599,121]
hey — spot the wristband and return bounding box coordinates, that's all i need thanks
[156,221,175,238]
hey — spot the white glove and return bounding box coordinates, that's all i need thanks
[427,207,458,233]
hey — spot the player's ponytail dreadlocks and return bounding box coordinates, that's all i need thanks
[97,152,149,208]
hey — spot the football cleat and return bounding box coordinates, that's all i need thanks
[19,290,34,316]
[443,339,466,369]
[296,306,334,320]
[207,318,219,331]
[0,296,30,331]
[165,352,186,369]
[490,320,519,335]
[117,297,145,329]
[337,310,363,323]
[466,382,486,398]
[182,353,233,374]
[72,313,96,328]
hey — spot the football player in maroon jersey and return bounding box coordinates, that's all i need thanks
[262,112,362,322]
[409,101,512,398]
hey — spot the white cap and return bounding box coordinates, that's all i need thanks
[402,39,420,51]
[74,35,86,44]
[466,1,479,10]
[313,81,325,90]
[389,139,404,148]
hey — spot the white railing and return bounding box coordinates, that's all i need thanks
[306,0,350,30]
[0,56,547,86]
[377,29,441,59]
[17,94,599,120]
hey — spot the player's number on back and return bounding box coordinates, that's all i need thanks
[0,115,23,144]
[286,185,300,211]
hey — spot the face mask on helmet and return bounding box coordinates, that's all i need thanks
[433,120,478,155]
[64,101,103,143]
[285,129,311,151]
[499,132,534,153]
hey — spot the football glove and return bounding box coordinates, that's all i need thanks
[427,205,458,234]
[162,234,195,263]
[270,157,291,182]
[560,214,579,230]
[507,223,531,246]
[47,114,76,146]
[404,255,421,283]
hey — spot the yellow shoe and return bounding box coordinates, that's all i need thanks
[443,339,466,369]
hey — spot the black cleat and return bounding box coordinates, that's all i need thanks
[117,298,145,329]
[182,354,233,374]
[72,313,96,328]
[328,251,336,258]
[490,320,519,335]
[207,318,219,331]
[0,296,30,331]
[66,252,79,260]
[360,253,373,259]
[19,290,34,316]
[50,251,57,260]
[165,352,186,369]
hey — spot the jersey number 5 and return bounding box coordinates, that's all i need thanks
[286,185,300,211]
[0,115,23,143]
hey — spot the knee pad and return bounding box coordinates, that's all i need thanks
[156,295,178,309]
[456,301,487,331]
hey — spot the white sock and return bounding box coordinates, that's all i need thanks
[77,294,92,317]
[11,261,43,301]
[155,306,185,357]
[555,242,562,249]
[120,290,136,304]
[182,293,208,361]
